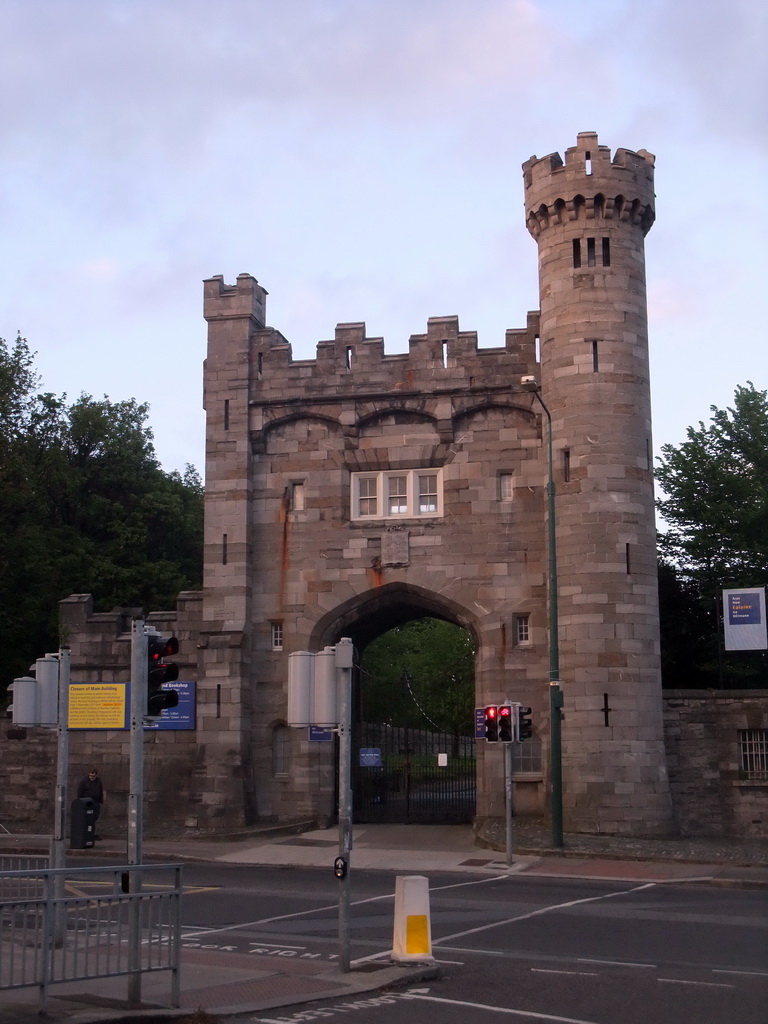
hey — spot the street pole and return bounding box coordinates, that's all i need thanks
[128,618,147,1006]
[522,378,564,849]
[335,638,354,973]
[52,648,70,944]
[504,740,514,868]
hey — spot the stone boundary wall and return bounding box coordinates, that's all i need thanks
[1,591,214,837]
[3,685,767,840]
[663,690,768,839]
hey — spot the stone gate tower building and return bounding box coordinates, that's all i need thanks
[199,132,673,837]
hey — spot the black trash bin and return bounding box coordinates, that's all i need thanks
[70,797,96,849]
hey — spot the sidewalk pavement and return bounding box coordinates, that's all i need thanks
[2,821,767,1024]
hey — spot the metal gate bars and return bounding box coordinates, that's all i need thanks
[352,722,475,824]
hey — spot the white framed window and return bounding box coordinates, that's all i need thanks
[514,614,530,645]
[271,622,283,651]
[387,475,408,515]
[418,473,439,513]
[499,473,514,501]
[351,470,443,521]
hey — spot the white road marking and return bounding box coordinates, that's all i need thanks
[401,991,601,1022]
[658,978,734,989]
[713,968,768,978]
[532,968,599,977]
[434,882,657,944]
[578,957,656,969]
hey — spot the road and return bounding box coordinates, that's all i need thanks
[157,862,768,1024]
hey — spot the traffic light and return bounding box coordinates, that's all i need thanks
[147,635,180,716]
[498,704,514,742]
[518,706,533,740]
[484,705,499,742]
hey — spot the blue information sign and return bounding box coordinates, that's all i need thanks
[359,748,382,767]
[723,588,767,651]
[144,681,196,731]
[309,726,334,743]
[475,707,486,740]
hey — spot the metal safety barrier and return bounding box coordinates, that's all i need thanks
[0,863,182,1012]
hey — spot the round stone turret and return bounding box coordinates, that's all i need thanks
[522,132,673,836]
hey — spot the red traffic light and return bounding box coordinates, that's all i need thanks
[150,636,179,661]
[498,704,513,741]
[484,705,499,742]
[147,634,180,708]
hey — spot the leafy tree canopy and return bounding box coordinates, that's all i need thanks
[656,382,768,583]
[0,334,203,693]
[360,617,476,734]
[656,382,767,688]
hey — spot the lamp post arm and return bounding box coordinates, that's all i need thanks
[533,391,560,683]
[530,387,564,849]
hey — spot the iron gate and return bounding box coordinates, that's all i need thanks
[352,722,475,824]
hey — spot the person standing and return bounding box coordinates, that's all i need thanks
[77,767,106,839]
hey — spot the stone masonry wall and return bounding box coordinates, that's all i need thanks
[4,687,766,839]
[0,591,251,836]
[663,690,768,839]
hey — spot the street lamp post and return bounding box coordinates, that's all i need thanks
[521,376,564,848]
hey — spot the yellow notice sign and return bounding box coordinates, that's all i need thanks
[68,684,128,730]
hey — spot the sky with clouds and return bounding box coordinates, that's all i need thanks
[2,0,766,480]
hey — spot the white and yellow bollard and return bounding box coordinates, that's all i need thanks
[392,875,434,963]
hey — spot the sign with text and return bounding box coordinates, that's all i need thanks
[67,682,196,730]
[143,681,196,731]
[359,748,382,768]
[68,684,128,730]
[723,588,767,651]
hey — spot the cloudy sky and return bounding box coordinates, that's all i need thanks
[2,0,765,478]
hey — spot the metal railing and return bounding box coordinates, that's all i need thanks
[0,834,51,899]
[0,863,182,1012]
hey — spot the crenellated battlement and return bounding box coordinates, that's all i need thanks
[244,311,540,404]
[201,274,541,403]
[204,273,268,327]
[523,131,655,238]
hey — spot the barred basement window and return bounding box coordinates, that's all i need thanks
[512,736,542,773]
[739,729,768,779]
[272,725,290,776]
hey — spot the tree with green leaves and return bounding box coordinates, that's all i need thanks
[0,334,203,696]
[656,382,768,687]
[360,617,476,734]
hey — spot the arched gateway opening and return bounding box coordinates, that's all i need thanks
[311,583,478,824]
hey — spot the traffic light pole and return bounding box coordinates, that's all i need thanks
[505,741,514,868]
[335,638,354,973]
[52,648,70,945]
[128,618,147,1006]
